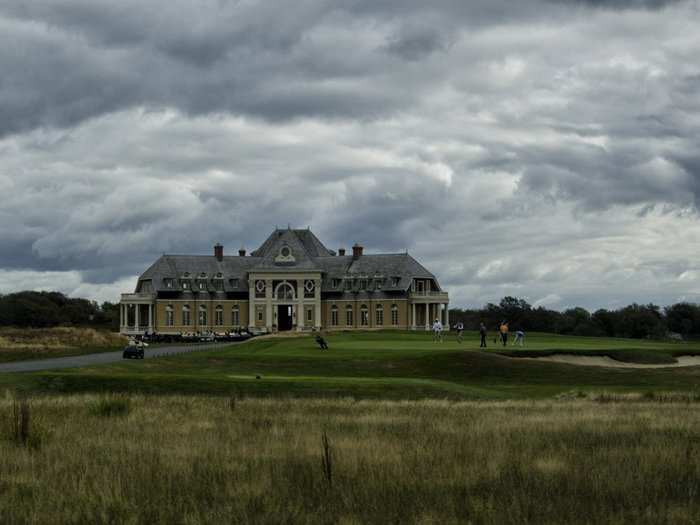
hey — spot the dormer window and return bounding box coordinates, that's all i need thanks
[216,272,223,278]
[274,244,296,265]
[229,278,239,289]
[332,278,341,289]
[198,280,206,291]
[164,278,174,289]
[344,279,352,291]
[181,280,190,290]
[391,277,400,287]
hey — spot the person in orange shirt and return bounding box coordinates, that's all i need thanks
[499,321,509,347]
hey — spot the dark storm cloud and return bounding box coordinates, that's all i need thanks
[550,0,684,7]
[1,0,700,306]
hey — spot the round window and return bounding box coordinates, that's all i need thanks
[255,280,265,292]
[280,246,291,257]
[304,280,315,292]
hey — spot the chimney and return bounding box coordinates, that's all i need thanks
[238,247,246,257]
[338,248,346,256]
[352,243,363,259]
[214,243,223,261]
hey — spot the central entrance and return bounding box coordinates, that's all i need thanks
[277,304,293,331]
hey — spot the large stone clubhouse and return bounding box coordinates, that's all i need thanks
[120,228,449,335]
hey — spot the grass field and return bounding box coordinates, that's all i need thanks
[2,394,700,524]
[0,327,125,363]
[3,331,700,400]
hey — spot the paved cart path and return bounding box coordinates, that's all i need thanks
[0,342,243,373]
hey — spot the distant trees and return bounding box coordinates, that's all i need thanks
[0,291,118,330]
[449,297,696,340]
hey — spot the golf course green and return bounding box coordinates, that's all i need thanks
[4,331,700,399]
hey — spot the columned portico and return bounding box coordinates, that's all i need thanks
[119,293,156,335]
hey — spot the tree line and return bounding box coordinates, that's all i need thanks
[3,290,700,340]
[0,291,119,329]
[449,296,700,340]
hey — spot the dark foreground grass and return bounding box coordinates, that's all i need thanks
[2,395,700,524]
[3,331,700,400]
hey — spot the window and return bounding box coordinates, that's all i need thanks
[360,305,369,326]
[182,305,191,326]
[198,305,207,326]
[344,280,352,291]
[391,277,400,287]
[181,280,190,290]
[213,279,223,291]
[375,279,383,290]
[229,278,239,289]
[331,305,338,326]
[198,280,207,291]
[257,306,264,322]
[166,305,174,326]
[376,305,384,326]
[346,305,353,326]
[164,279,174,289]
[416,280,425,293]
[276,282,295,300]
[215,305,223,326]
[359,280,367,291]
[255,280,266,298]
[332,278,341,289]
[304,280,315,298]
[306,308,313,323]
[232,306,240,326]
[391,304,399,326]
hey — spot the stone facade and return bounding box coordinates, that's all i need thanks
[120,228,448,334]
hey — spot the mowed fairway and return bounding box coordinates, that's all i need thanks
[4,331,700,399]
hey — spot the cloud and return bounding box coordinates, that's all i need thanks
[1,0,700,308]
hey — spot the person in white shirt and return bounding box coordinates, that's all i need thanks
[432,318,443,342]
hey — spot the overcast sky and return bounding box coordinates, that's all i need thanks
[1,0,699,310]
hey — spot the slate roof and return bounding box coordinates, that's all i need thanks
[136,228,441,294]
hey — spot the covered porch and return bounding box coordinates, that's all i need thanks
[120,293,156,335]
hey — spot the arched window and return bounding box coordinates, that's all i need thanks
[275,282,295,300]
[376,304,384,326]
[360,304,369,326]
[391,304,399,326]
[346,305,353,326]
[182,305,191,326]
[331,305,338,326]
[198,305,207,327]
[165,304,174,327]
[215,305,223,326]
[232,305,240,327]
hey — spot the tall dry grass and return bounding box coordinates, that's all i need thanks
[1,395,700,524]
[0,327,125,361]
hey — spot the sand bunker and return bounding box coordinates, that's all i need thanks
[523,355,700,369]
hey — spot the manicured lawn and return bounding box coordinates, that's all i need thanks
[4,331,700,399]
